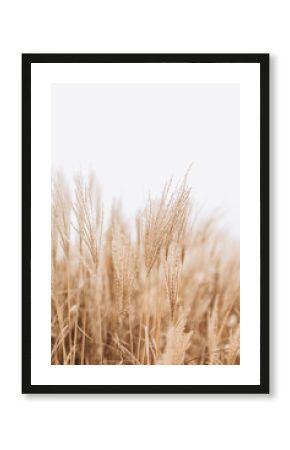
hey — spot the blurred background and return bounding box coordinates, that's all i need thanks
[52,83,240,239]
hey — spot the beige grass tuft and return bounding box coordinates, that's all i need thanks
[51,171,240,365]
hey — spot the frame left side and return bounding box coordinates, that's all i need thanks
[22,55,32,393]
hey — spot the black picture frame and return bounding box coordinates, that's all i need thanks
[22,53,269,394]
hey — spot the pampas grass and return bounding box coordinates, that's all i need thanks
[51,171,240,365]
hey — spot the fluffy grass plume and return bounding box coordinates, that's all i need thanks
[51,172,240,365]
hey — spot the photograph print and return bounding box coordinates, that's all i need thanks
[22,54,269,393]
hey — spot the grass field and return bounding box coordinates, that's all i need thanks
[51,171,240,365]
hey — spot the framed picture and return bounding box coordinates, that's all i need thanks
[22,53,269,394]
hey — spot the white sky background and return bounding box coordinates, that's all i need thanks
[52,83,240,238]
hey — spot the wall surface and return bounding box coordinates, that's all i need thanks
[0,1,286,449]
